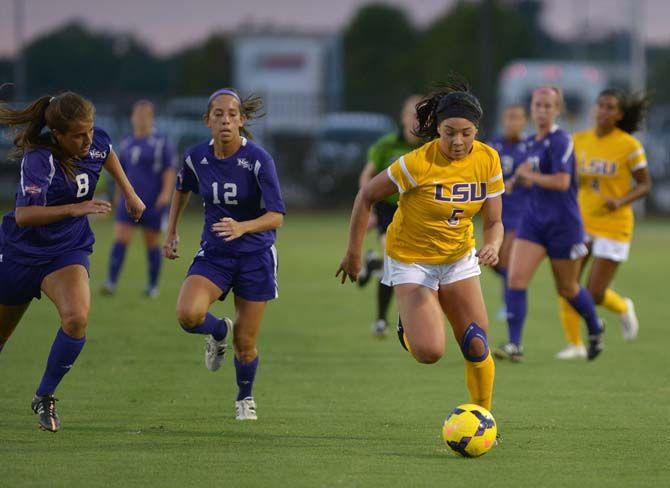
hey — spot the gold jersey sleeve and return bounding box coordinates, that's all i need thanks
[385,140,504,264]
[574,128,647,242]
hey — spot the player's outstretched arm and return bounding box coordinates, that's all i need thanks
[103,149,145,221]
[476,195,503,267]
[515,162,570,191]
[14,200,112,227]
[336,171,397,284]
[163,189,190,259]
[156,168,177,209]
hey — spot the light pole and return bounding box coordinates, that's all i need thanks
[630,0,645,92]
[13,0,26,101]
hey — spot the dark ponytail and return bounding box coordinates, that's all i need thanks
[413,74,482,140]
[600,88,650,134]
[0,91,96,179]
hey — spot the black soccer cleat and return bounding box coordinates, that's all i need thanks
[396,316,408,351]
[31,395,60,432]
[493,342,523,362]
[357,249,382,288]
[587,320,605,361]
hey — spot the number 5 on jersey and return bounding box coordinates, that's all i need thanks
[212,182,238,205]
[447,208,464,226]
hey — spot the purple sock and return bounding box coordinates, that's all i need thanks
[0,342,4,354]
[505,288,527,346]
[107,241,127,285]
[235,356,259,401]
[181,313,228,341]
[147,247,162,289]
[568,287,603,336]
[36,329,86,396]
[497,267,508,301]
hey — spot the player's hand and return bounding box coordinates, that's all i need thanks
[155,192,171,210]
[603,197,621,212]
[505,176,517,194]
[515,163,534,187]
[212,217,247,242]
[163,233,180,259]
[70,199,112,217]
[125,192,146,222]
[335,252,362,284]
[476,245,499,267]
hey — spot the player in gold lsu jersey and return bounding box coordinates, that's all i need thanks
[557,89,652,358]
[337,78,504,412]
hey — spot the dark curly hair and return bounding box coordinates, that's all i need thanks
[599,88,650,134]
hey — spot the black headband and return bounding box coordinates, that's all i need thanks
[435,92,483,126]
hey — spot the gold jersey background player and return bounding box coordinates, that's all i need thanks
[337,78,504,412]
[558,88,652,358]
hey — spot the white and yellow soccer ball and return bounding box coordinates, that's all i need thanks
[442,403,497,457]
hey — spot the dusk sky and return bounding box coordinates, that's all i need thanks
[1,0,669,57]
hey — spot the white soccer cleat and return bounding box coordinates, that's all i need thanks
[204,318,233,372]
[620,298,639,341]
[235,397,257,420]
[371,319,388,338]
[555,343,587,360]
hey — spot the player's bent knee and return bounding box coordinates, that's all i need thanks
[411,345,443,364]
[176,306,206,329]
[557,284,579,300]
[60,309,88,334]
[460,322,489,362]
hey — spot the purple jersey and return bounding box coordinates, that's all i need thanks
[0,127,111,265]
[524,126,580,224]
[118,132,176,208]
[176,137,286,256]
[488,136,530,228]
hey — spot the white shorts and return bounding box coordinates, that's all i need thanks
[381,249,481,290]
[586,234,630,262]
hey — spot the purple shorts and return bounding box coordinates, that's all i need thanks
[0,250,90,305]
[516,214,587,260]
[186,246,278,302]
[116,203,166,231]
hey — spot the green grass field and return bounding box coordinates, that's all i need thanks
[1,212,669,487]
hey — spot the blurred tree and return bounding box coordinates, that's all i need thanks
[24,22,119,97]
[342,4,420,117]
[418,0,538,131]
[168,34,231,96]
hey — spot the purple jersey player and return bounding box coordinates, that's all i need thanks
[487,105,529,319]
[163,88,285,420]
[493,86,604,363]
[0,92,145,432]
[102,101,177,298]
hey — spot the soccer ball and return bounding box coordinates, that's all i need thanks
[442,403,497,457]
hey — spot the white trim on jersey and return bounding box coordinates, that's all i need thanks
[631,161,648,172]
[47,154,56,184]
[399,156,418,188]
[487,188,505,199]
[253,160,266,209]
[270,245,279,298]
[561,137,574,165]
[184,155,200,183]
[20,156,26,196]
[489,172,503,183]
[627,147,645,160]
[241,137,247,146]
[550,124,559,133]
[386,167,403,194]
